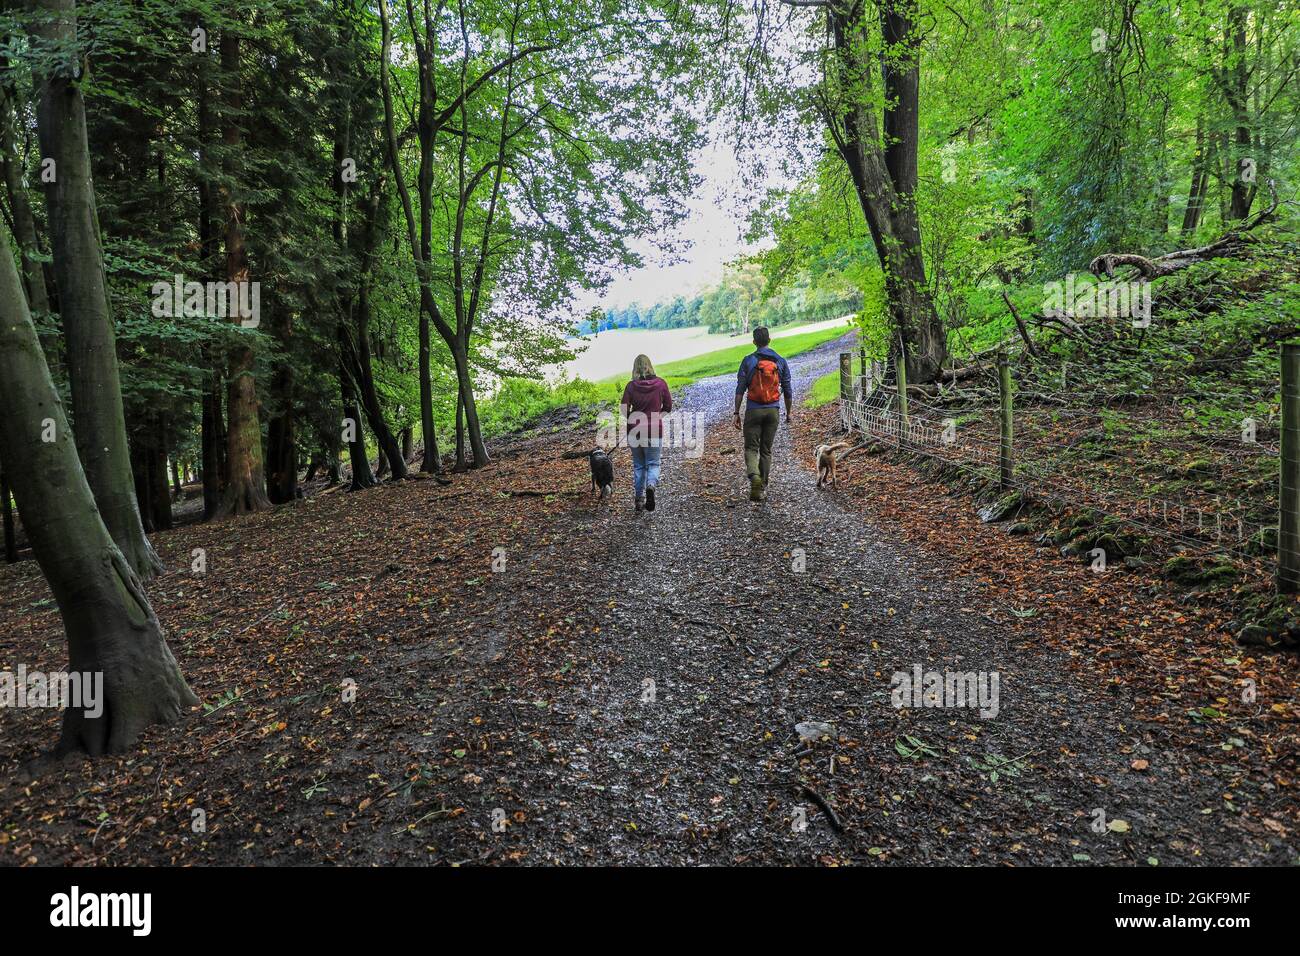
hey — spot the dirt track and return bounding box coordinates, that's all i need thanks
[1,333,1295,865]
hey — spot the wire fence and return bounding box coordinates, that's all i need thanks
[837,357,1288,565]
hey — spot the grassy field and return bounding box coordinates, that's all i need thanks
[475,323,856,438]
[598,324,855,395]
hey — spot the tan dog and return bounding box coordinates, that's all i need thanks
[815,441,852,488]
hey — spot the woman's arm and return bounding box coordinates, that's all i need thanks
[660,378,673,413]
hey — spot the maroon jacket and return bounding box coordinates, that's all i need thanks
[621,376,673,442]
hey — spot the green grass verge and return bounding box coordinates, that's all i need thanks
[805,370,841,408]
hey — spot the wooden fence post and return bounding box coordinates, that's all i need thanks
[998,351,1014,489]
[1280,343,1300,593]
[839,352,851,402]
[895,352,908,447]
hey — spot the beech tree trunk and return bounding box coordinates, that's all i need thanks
[822,0,947,382]
[0,220,197,755]
[215,29,271,517]
[29,0,162,577]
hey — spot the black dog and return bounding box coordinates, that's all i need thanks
[589,448,614,498]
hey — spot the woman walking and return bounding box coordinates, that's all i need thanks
[621,354,672,512]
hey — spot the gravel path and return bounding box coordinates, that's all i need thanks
[466,333,1292,864]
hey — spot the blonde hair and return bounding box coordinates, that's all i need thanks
[632,354,656,379]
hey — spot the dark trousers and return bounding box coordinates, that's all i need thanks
[743,406,780,482]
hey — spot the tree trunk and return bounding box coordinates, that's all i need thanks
[455,385,466,471]
[266,305,297,504]
[452,340,490,466]
[349,314,407,479]
[1,454,17,563]
[825,0,947,382]
[148,426,171,531]
[0,220,197,755]
[30,0,161,579]
[401,426,413,461]
[342,391,375,491]
[1225,5,1254,221]
[197,42,224,519]
[200,356,224,518]
[215,29,271,517]
[1181,117,1208,237]
[0,66,51,320]
[339,323,375,491]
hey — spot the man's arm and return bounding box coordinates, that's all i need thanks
[781,358,794,421]
[734,357,750,430]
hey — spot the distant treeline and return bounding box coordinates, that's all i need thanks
[579,277,861,337]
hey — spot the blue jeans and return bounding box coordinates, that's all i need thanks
[631,444,662,499]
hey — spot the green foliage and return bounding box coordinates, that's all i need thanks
[476,377,607,438]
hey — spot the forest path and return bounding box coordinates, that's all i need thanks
[2,337,1290,867]
[468,334,1288,865]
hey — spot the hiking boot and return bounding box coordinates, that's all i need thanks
[645,486,656,512]
[635,495,644,512]
[749,476,764,502]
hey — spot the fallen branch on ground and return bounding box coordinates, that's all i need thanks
[799,784,845,832]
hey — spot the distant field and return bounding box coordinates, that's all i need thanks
[550,316,852,384]
[477,322,855,439]
[601,323,855,391]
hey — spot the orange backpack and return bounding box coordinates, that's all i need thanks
[747,354,781,404]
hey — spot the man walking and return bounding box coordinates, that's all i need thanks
[733,326,792,502]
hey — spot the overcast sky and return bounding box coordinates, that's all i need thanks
[580,127,797,314]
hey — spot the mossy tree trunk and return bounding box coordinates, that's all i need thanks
[0,220,197,755]
[29,0,161,576]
